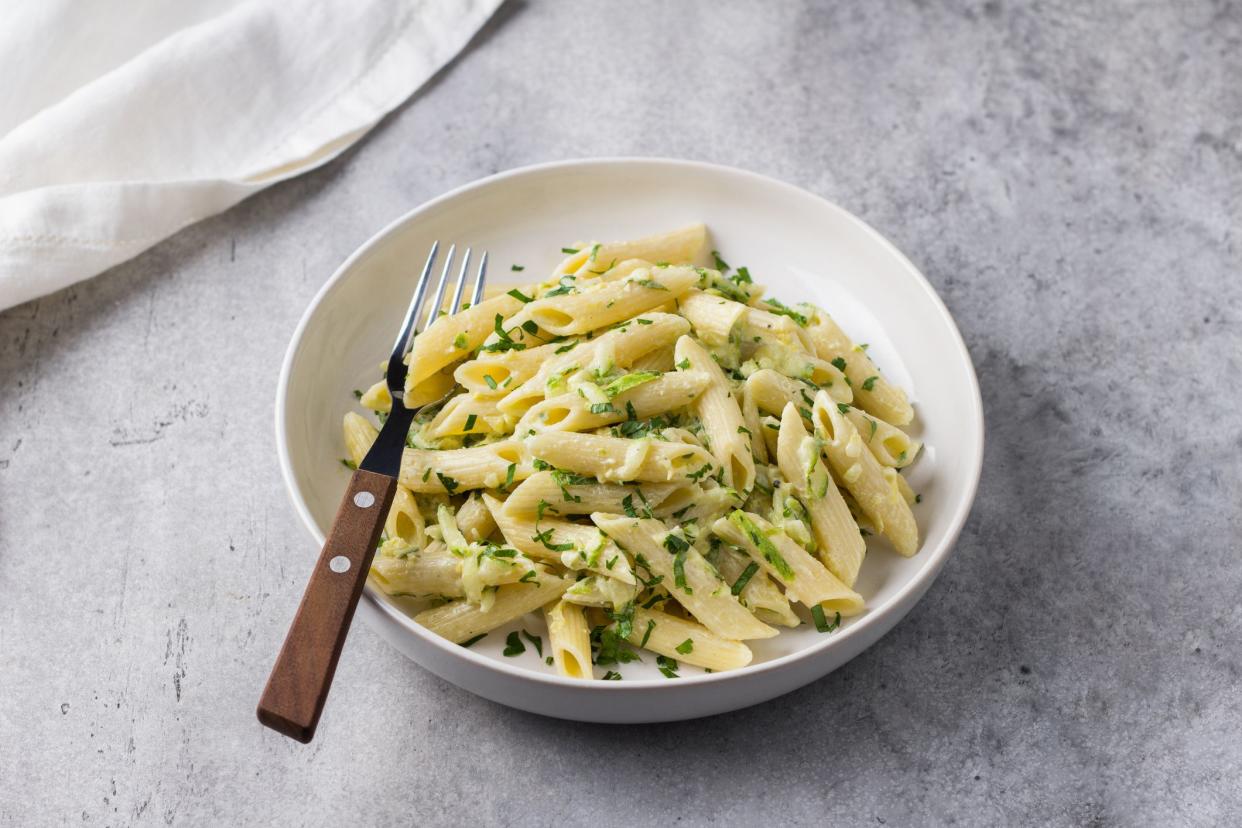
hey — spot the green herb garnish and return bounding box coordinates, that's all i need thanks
[731,562,759,595]
[811,605,841,633]
[503,631,526,656]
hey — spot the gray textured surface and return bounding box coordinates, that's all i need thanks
[2,1,1240,824]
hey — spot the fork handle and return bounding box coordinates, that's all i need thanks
[257,468,397,742]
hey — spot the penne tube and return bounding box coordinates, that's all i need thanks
[710,544,799,627]
[497,312,691,418]
[804,307,913,425]
[844,406,921,468]
[454,342,564,398]
[627,607,753,671]
[516,371,710,434]
[775,403,866,587]
[404,292,526,391]
[380,484,426,555]
[810,391,918,556]
[501,471,685,519]
[343,411,378,467]
[557,225,709,278]
[526,432,717,484]
[545,600,594,679]
[675,335,755,495]
[427,394,510,438]
[482,493,635,584]
[399,440,528,493]
[370,543,462,598]
[455,493,496,543]
[526,266,699,336]
[591,514,777,640]
[712,510,864,616]
[740,380,768,464]
[676,289,747,346]
[414,575,573,643]
[741,306,813,353]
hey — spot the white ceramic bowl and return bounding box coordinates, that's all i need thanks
[276,158,983,723]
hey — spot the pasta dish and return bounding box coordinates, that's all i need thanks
[340,225,922,679]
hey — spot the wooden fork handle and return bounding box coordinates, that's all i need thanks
[257,468,397,742]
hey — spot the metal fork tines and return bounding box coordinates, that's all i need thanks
[362,242,487,477]
[384,243,488,397]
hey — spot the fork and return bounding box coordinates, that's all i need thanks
[257,242,486,743]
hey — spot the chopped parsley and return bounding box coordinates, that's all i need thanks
[463,413,477,432]
[561,247,580,254]
[861,376,878,391]
[503,462,516,490]
[732,266,753,285]
[632,279,667,291]
[838,403,851,414]
[728,511,794,579]
[915,493,923,504]
[521,629,543,656]
[664,532,693,594]
[656,655,680,678]
[602,670,622,681]
[831,356,848,372]
[340,458,357,470]
[453,332,469,349]
[603,371,661,399]
[731,562,759,596]
[532,528,574,553]
[811,605,842,633]
[507,288,533,303]
[511,264,525,271]
[763,297,808,326]
[544,275,577,298]
[460,633,487,648]
[675,638,694,655]
[436,472,459,493]
[589,402,617,414]
[554,341,578,354]
[636,318,653,325]
[676,358,691,370]
[479,313,528,354]
[711,250,730,272]
[352,389,363,399]
[502,631,526,656]
[639,619,656,647]
[483,374,498,390]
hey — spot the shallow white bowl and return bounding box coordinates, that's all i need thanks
[276,158,983,723]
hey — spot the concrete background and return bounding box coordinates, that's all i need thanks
[2,1,1239,824]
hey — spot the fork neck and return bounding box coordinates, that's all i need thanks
[359,401,416,478]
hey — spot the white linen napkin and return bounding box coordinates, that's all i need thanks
[0,0,503,312]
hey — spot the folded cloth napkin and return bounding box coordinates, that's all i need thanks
[0,0,502,312]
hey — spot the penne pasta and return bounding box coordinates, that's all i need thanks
[591,514,777,640]
[526,266,699,336]
[804,307,913,425]
[626,608,753,671]
[340,224,926,678]
[810,391,918,556]
[712,510,864,616]
[775,403,866,587]
[844,406,921,468]
[675,335,756,495]
[545,600,593,679]
[414,575,573,643]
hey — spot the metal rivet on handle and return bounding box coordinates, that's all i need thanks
[353,491,375,508]
[329,555,351,573]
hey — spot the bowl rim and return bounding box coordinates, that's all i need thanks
[275,156,984,691]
